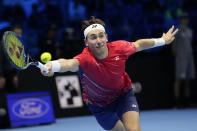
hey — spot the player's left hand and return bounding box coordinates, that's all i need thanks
[162,25,179,45]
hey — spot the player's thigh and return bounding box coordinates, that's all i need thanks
[122,111,141,131]
[88,104,119,130]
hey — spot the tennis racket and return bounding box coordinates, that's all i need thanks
[2,31,48,72]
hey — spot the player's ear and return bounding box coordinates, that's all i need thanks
[84,39,88,46]
[106,34,108,43]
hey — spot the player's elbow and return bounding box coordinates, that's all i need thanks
[59,59,79,72]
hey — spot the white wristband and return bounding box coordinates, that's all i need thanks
[50,61,61,72]
[152,38,165,47]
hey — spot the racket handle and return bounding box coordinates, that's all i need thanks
[37,62,49,72]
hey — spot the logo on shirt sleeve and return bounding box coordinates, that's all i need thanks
[115,56,119,61]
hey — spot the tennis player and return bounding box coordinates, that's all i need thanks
[42,16,178,131]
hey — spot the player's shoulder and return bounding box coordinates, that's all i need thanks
[109,40,130,45]
[81,47,90,55]
[108,40,133,49]
[74,47,90,59]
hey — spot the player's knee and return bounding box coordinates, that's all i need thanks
[125,125,140,131]
[110,120,126,131]
[125,127,139,131]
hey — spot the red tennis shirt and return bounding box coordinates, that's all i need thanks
[74,40,136,107]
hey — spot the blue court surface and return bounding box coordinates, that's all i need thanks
[2,108,197,131]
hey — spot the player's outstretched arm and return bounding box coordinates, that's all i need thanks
[41,58,79,77]
[134,25,179,52]
[56,58,79,72]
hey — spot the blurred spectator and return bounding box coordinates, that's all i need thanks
[28,4,44,30]
[172,12,196,108]
[11,24,23,37]
[68,0,87,22]
[0,24,22,92]
[42,1,63,27]
[38,24,60,59]
[25,3,44,58]
[0,24,22,128]
[67,0,87,34]
[3,5,26,25]
[124,0,143,26]
[13,5,27,25]
[61,27,83,58]
[163,0,183,30]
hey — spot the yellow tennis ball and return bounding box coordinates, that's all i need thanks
[40,52,52,63]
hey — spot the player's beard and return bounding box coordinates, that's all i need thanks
[94,43,108,59]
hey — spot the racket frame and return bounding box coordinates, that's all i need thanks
[2,31,48,71]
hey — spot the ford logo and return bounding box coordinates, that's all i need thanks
[12,98,49,119]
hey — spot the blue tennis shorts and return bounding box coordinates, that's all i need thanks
[88,89,139,130]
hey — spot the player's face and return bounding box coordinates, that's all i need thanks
[85,29,108,54]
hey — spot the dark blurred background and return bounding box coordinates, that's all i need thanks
[0,0,197,128]
[0,0,196,58]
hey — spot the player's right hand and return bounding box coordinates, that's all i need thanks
[41,62,54,77]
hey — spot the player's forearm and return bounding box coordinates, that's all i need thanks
[134,38,165,52]
[57,59,79,72]
[134,39,154,51]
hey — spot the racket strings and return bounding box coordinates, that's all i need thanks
[4,32,27,68]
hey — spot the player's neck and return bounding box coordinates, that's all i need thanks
[94,46,108,60]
